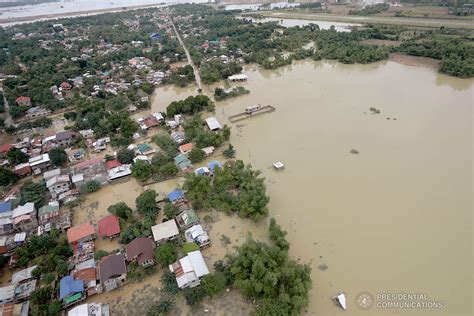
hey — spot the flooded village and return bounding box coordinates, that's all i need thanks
[0,1,472,316]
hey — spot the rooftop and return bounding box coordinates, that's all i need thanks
[98,254,127,284]
[98,215,120,238]
[67,222,95,243]
[151,220,179,242]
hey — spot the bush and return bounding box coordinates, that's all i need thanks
[183,287,206,306]
[188,148,205,163]
[154,242,177,267]
[117,148,135,164]
[161,270,180,295]
[85,180,100,193]
[201,272,228,296]
[94,250,109,260]
[108,202,133,220]
[182,242,200,253]
[48,147,68,167]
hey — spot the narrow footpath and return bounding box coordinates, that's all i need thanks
[0,88,14,128]
[168,13,202,91]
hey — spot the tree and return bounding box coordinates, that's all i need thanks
[163,203,178,219]
[188,148,205,163]
[108,202,132,220]
[154,242,176,267]
[202,272,228,296]
[7,147,28,165]
[20,180,46,208]
[269,218,289,251]
[159,162,179,178]
[48,147,68,167]
[85,180,100,193]
[55,259,68,276]
[136,190,158,217]
[229,236,312,315]
[161,270,180,295]
[147,298,175,315]
[48,300,62,315]
[222,125,231,141]
[182,173,212,209]
[183,287,206,306]
[0,167,18,187]
[223,144,235,158]
[117,148,135,164]
[132,160,153,181]
[30,286,52,305]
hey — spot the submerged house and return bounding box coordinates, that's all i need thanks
[174,154,192,172]
[185,224,210,248]
[169,250,210,289]
[98,215,120,239]
[60,276,84,306]
[125,237,156,268]
[67,222,95,244]
[167,189,185,204]
[151,220,179,245]
[98,254,127,292]
[175,209,199,230]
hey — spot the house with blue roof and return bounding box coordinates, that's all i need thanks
[167,189,184,203]
[150,33,161,40]
[0,202,12,214]
[208,161,223,174]
[60,276,84,301]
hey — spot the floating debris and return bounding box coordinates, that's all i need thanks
[273,161,285,170]
[350,149,359,154]
[318,264,328,271]
[332,293,347,310]
[369,107,380,114]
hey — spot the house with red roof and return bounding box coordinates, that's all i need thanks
[15,96,31,107]
[98,215,120,239]
[67,222,96,244]
[0,144,13,158]
[179,143,193,155]
[105,160,122,170]
[60,82,72,90]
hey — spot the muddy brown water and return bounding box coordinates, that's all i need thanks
[148,59,473,316]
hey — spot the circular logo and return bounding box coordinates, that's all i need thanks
[356,292,374,310]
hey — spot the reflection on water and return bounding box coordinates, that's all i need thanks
[0,0,208,20]
[152,60,473,315]
[242,16,360,32]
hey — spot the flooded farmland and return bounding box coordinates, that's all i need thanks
[150,59,473,315]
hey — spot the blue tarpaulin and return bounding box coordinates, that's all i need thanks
[208,161,222,172]
[167,189,184,202]
[60,276,84,300]
[0,201,11,213]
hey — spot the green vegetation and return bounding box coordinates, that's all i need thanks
[161,270,180,295]
[7,147,29,165]
[132,160,153,182]
[20,180,47,208]
[155,242,177,267]
[117,148,135,164]
[85,180,101,193]
[188,147,205,163]
[166,95,215,116]
[108,202,133,220]
[182,242,200,253]
[136,189,159,218]
[223,144,235,158]
[94,250,110,260]
[182,115,231,148]
[349,3,390,16]
[214,86,250,101]
[183,160,269,221]
[163,65,195,87]
[147,298,176,315]
[200,60,242,84]
[48,147,68,167]
[0,167,18,186]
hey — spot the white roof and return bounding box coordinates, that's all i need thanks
[71,174,84,183]
[46,175,70,188]
[153,112,164,121]
[12,203,35,218]
[43,135,56,143]
[14,232,26,242]
[29,154,50,166]
[186,224,204,239]
[133,155,151,163]
[107,165,132,180]
[68,303,89,316]
[205,117,222,131]
[187,250,210,278]
[202,146,215,155]
[228,74,248,80]
[151,220,179,242]
[0,285,14,302]
[11,265,37,284]
[75,258,95,270]
[43,168,61,180]
[176,271,198,288]
[14,163,30,171]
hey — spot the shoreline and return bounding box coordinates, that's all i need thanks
[255,11,474,29]
[389,53,440,70]
[0,3,166,26]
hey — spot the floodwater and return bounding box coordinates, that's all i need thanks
[243,16,359,32]
[151,59,473,315]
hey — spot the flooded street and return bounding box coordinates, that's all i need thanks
[151,59,473,315]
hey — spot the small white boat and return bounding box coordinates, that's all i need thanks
[332,293,347,310]
[273,161,285,170]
